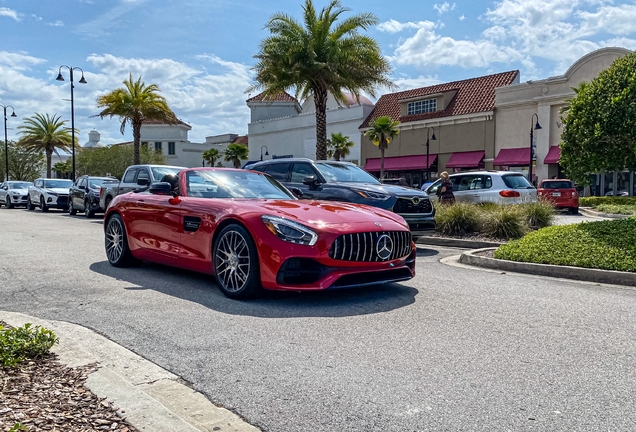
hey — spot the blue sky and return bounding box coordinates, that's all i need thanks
[0,0,635,146]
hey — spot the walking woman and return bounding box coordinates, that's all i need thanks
[436,171,455,205]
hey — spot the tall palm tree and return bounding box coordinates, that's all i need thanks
[364,116,400,180]
[17,113,77,178]
[202,148,221,167]
[95,73,177,165]
[250,0,394,161]
[326,132,355,161]
[223,143,249,168]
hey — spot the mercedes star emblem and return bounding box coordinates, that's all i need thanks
[376,234,394,260]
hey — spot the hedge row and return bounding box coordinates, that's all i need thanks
[579,196,636,207]
[434,202,554,240]
[494,218,636,272]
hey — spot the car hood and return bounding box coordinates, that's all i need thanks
[257,199,409,230]
[332,182,430,198]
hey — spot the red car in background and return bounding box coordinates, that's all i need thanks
[104,168,416,299]
[537,179,579,214]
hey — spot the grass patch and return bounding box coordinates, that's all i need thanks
[0,323,59,367]
[434,202,481,236]
[481,206,526,239]
[595,204,636,215]
[579,196,636,207]
[519,201,554,229]
[494,218,636,272]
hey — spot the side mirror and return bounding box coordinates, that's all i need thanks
[302,175,319,190]
[148,182,172,195]
[137,178,149,186]
[289,187,303,198]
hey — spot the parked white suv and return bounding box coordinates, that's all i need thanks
[27,178,73,212]
[425,171,537,204]
[0,181,32,208]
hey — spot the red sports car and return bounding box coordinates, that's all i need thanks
[104,168,416,299]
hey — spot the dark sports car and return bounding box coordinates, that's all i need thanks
[104,168,416,299]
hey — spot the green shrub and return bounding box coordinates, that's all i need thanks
[579,196,636,207]
[481,205,526,239]
[494,218,636,271]
[434,202,482,236]
[0,323,59,367]
[595,204,636,215]
[519,201,554,229]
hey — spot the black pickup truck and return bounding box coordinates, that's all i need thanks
[99,164,185,210]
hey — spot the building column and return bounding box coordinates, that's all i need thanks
[534,104,551,183]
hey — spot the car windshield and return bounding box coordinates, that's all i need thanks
[185,170,295,200]
[314,162,381,184]
[43,180,73,188]
[541,181,573,189]
[502,174,534,189]
[9,182,31,189]
[151,167,182,181]
[88,179,107,189]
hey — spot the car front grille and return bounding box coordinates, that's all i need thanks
[329,231,412,262]
[56,196,68,205]
[393,197,433,214]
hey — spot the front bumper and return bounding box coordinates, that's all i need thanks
[46,195,69,208]
[7,195,28,205]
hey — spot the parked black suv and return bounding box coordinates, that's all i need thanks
[68,175,114,218]
[248,158,435,236]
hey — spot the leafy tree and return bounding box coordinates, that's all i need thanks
[95,73,177,165]
[17,113,78,178]
[364,116,400,180]
[202,148,221,167]
[223,143,249,168]
[52,159,72,178]
[560,52,636,185]
[326,132,354,161]
[0,141,45,181]
[77,144,166,179]
[250,0,394,160]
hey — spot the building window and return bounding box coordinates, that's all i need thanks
[155,142,162,152]
[168,142,175,155]
[407,99,436,115]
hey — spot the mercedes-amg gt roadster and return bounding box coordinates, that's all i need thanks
[104,168,416,299]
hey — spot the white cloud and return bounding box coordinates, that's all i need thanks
[377,19,423,33]
[433,2,456,15]
[47,20,64,27]
[459,14,466,21]
[0,7,20,21]
[577,4,636,37]
[31,14,42,21]
[0,51,46,71]
[392,75,442,91]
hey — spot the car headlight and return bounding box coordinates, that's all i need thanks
[351,189,391,200]
[48,191,58,197]
[262,215,318,246]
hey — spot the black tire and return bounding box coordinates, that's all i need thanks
[104,196,112,211]
[27,196,35,211]
[84,198,94,218]
[569,207,579,215]
[213,223,262,299]
[6,197,13,209]
[39,196,49,212]
[68,198,77,215]
[104,214,140,267]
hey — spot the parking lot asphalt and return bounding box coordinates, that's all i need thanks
[1,208,636,432]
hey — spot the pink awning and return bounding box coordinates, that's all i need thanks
[493,147,530,166]
[544,146,561,164]
[445,151,485,168]
[364,154,437,171]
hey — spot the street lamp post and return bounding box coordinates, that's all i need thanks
[260,145,269,161]
[56,66,87,182]
[425,127,437,182]
[528,113,542,184]
[1,105,17,181]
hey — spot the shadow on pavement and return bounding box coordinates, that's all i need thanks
[416,247,439,257]
[89,260,418,319]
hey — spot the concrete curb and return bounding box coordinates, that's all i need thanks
[0,311,261,432]
[579,207,631,219]
[459,248,636,287]
[416,236,504,249]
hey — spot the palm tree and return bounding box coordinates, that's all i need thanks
[364,116,400,180]
[17,113,78,178]
[223,143,249,168]
[95,73,177,165]
[326,132,355,161]
[202,148,221,167]
[250,0,394,161]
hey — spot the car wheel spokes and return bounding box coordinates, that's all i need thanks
[106,219,124,263]
[215,230,250,292]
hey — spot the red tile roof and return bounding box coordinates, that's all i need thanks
[246,91,298,103]
[360,70,519,128]
[232,135,248,145]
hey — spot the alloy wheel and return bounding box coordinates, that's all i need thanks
[105,217,124,263]
[215,230,251,292]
